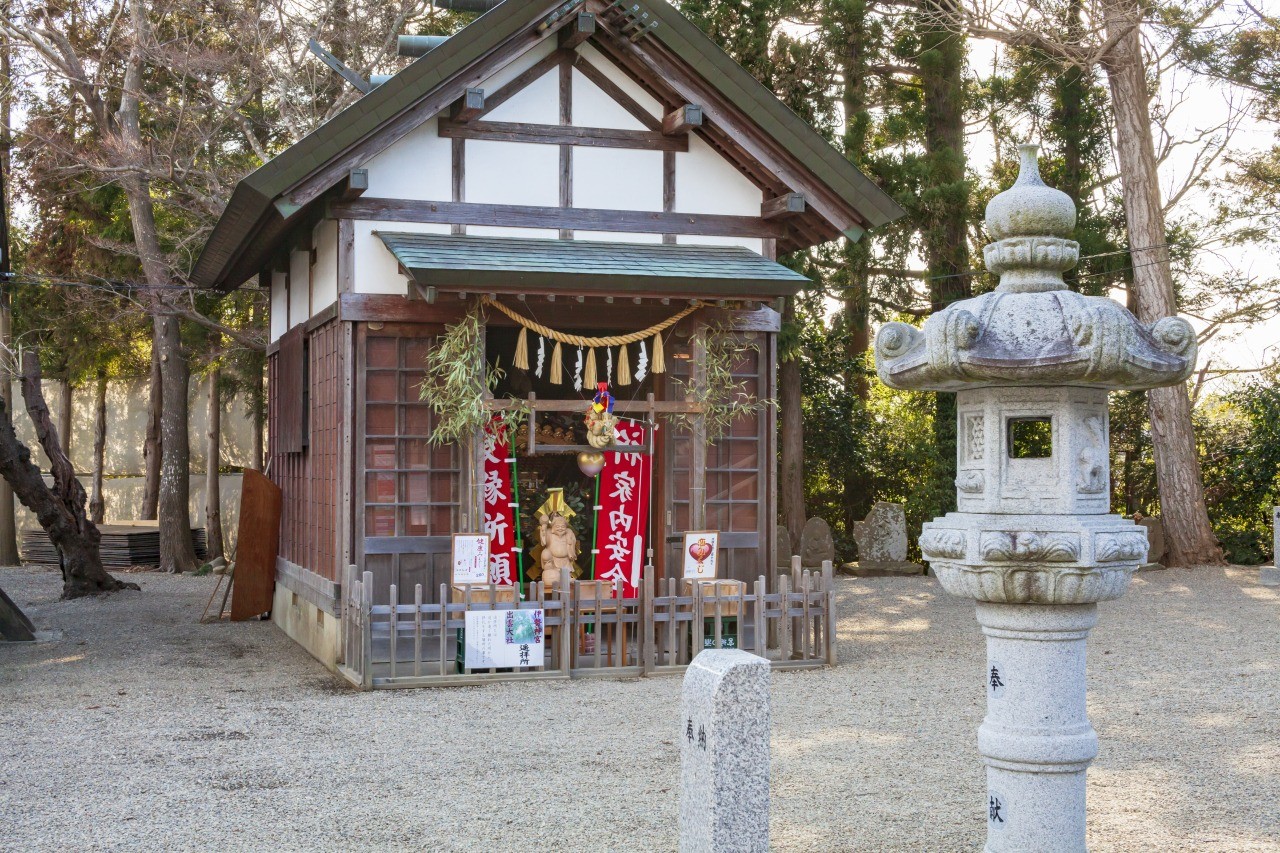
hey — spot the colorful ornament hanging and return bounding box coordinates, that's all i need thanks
[584,383,618,449]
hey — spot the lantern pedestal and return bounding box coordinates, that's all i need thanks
[977,602,1097,852]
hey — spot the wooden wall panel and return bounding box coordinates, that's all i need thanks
[268,318,345,583]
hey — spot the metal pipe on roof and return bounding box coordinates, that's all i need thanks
[431,0,502,13]
[396,35,450,58]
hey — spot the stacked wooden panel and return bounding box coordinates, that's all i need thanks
[20,522,208,568]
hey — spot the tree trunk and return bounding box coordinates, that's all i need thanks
[89,372,107,524]
[12,353,136,597]
[141,342,161,519]
[56,376,72,460]
[1102,0,1224,566]
[836,1,875,533]
[0,15,19,567]
[779,296,806,545]
[206,362,224,562]
[918,0,972,515]
[153,313,198,573]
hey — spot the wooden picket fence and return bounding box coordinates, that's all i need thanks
[337,560,837,690]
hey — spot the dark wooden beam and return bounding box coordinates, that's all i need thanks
[329,197,784,238]
[341,169,368,199]
[571,54,661,131]
[451,88,486,123]
[340,293,466,324]
[438,119,688,152]
[761,193,806,220]
[559,12,596,49]
[662,104,703,136]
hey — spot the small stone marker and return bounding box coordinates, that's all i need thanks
[1135,515,1166,570]
[851,502,917,575]
[679,649,770,853]
[775,524,792,570]
[1261,507,1280,586]
[799,517,835,568]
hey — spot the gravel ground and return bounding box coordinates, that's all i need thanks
[0,564,1276,852]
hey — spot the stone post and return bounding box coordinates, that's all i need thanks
[679,649,770,853]
[1261,506,1279,586]
[875,144,1198,852]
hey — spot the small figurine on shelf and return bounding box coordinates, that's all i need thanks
[585,382,618,449]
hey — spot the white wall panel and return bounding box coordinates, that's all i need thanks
[352,220,450,294]
[480,39,557,93]
[364,117,452,201]
[467,140,559,206]
[311,219,338,315]
[468,225,560,240]
[571,68,650,130]
[574,147,663,212]
[576,231,663,243]
[576,45,664,122]
[288,249,310,327]
[675,135,761,217]
[270,271,287,342]
[676,234,763,254]
[484,70,558,124]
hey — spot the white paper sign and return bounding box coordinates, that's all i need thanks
[452,534,490,585]
[682,531,720,579]
[463,609,545,668]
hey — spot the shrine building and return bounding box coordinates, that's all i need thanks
[194,0,902,678]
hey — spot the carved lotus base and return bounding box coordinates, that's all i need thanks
[920,513,1144,604]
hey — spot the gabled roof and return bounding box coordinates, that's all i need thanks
[192,0,904,291]
[378,232,811,297]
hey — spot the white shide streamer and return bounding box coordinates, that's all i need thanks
[574,347,584,391]
[635,340,648,383]
[535,336,546,378]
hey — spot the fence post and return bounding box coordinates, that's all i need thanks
[822,560,836,667]
[642,570,655,675]
[560,580,573,675]
[754,576,767,658]
[778,572,792,662]
[360,570,374,690]
[342,563,357,666]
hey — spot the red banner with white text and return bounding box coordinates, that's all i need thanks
[593,421,651,598]
[482,425,517,586]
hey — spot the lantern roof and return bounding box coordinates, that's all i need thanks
[875,145,1196,393]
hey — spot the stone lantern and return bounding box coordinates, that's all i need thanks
[875,144,1196,852]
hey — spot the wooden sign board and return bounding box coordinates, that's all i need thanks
[682,531,720,579]
[452,534,491,585]
[230,469,283,621]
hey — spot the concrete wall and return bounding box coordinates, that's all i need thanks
[9,377,259,554]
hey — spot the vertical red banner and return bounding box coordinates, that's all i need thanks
[481,425,517,585]
[593,421,651,598]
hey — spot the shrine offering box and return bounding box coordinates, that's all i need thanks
[450,584,517,610]
[680,578,745,616]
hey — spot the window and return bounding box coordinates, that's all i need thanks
[1008,417,1053,459]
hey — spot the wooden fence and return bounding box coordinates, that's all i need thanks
[338,560,837,690]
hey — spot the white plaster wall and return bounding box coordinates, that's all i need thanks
[575,45,663,126]
[571,69,650,130]
[352,220,451,294]
[576,231,664,243]
[364,117,452,200]
[677,234,764,254]
[675,135,761,218]
[574,147,663,211]
[288,250,310,327]
[484,69,558,124]
[480,38,557,94]
[270,271,288,343]
[311,219,338,315]
[468,225,560,240]
[467,140,560,207]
